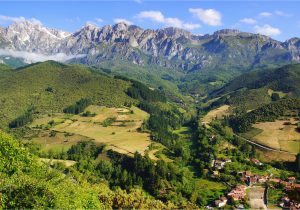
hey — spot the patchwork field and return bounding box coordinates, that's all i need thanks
[203,105,231,124]
[251,118,300,154]
[40,158,76,167]
[29,105,161,157]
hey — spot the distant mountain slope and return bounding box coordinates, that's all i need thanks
[0,61,133,128]
[0,20,299,73]
[214,63,300,97]
[201,63,300,113]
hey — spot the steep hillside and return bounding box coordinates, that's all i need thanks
[0,61,133,128]
[205,63,300,111]
[214,63,300,97]
[0,131,181,209]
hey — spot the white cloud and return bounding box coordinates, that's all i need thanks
[189,8,222,26]
[274,10,291,17]
[182,23,202,30]
[113,18,133,25]
[0,49,86,63]
[0,15,42,25]
[240,18,256,25]
[136,10,200,30]
[136,11,165,23]
[134,0,142,3]
[95,18,103,23]
[259,12,272,17]
[254,24,281,36]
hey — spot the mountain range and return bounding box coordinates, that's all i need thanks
[0,20,299,72]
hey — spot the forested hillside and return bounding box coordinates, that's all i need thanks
[0,61,134,128]
[0,131,186,209]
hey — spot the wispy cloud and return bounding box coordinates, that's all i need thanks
[65,17,80,23]
[0,49,86,63]
[189,8,222,26]
[239,18,256,25]
[136,10,200,30]
[259,11,291,18]
[95,18,103,23]
[254,24,281,36]
[113,18,133,25]
[0,15,42,25]
[133,0,142,3]
[274,10,292,17]
[259,12,272,17]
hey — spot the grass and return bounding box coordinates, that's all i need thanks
[251,118,300,153]
[203,105,230,124]
[256,149,296,163]
[195,178,227,191]
[0,61,133,128]
[31,105,157,157]
[30,130,92,153]
[268,89,287,98]
[39,158,76,167]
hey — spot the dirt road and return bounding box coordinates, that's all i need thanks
[248,186,267,210]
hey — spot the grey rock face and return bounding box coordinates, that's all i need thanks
[0,21,299,71]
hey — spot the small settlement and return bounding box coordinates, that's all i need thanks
[206,156,299,209]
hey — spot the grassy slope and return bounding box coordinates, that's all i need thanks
[202,63,300,112]
[214,63,300,98]
[0,61,133,128]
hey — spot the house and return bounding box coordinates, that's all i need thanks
[214,198,227,208]
[227,185,247,201]
[244,171,252,178]
[270,178,281,183]
[247,176,258,186]
[288,177,295,183]
[212,158,232,170]
[257,175,267,183]
[251,158,263,166]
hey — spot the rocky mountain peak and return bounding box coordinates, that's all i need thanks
[113,22,129,32]
[0,20,299,71]
[213,29,241,36]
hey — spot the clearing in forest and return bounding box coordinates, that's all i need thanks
[203,105,231,124]
[251,118,300,154]
[30,105,161,157]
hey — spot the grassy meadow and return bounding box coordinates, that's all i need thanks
[251,118,300,154]
[29,105,163,158]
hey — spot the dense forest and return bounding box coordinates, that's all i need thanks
[63,99,91,114]
[9,106,35,128]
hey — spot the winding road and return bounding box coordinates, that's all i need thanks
[233,133,296,155]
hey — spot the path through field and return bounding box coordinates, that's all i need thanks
[248,186,267,210]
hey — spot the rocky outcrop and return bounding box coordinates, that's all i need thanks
[0,20,299,71]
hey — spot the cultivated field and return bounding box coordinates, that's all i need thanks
[203,105,231,124]
[40,158,76,167]
[30,106,161,157]
[30,130,92,153]
[252,118,300,154]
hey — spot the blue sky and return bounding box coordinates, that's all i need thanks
[0,1,299,41]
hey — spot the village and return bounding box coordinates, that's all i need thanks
[206,157,300,209]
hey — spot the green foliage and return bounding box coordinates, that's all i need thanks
[102,117,117,127]
[63,98,91,114]
[126,80,166,102]
[81,110,96,117]
[67,141,104,161]
[214,63,300,98]
[139,102,184,149]
[228,98,300,132]
[0,131,178,209]
[0,61,133,128]
[9,106,35,128]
